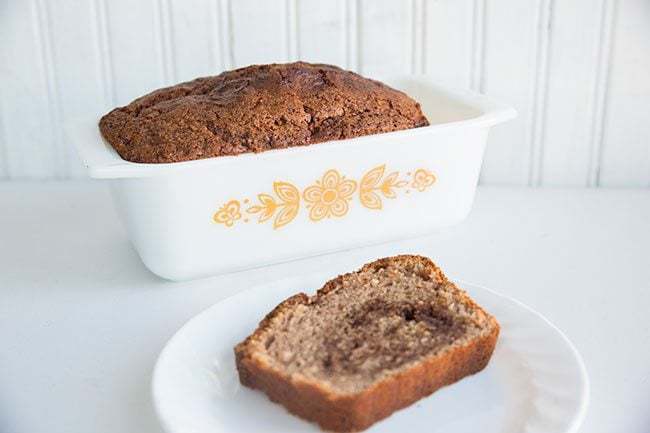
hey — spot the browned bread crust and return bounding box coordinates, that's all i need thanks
[235,255,499,432]
[99,62,429,163]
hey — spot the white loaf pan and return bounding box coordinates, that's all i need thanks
[73,76,516,280]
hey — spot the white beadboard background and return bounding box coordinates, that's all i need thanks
[0,0,648,186]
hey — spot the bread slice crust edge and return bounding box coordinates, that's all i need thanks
[234,255,500,432]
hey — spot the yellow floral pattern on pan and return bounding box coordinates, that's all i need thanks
[246,182,300,229]
[359,164,409,210]
[303,170,357,221]
[212,165,436,229]
[212,200,241,227]
[411,168,437,192]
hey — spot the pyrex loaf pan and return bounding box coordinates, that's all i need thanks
[73,76,516,280]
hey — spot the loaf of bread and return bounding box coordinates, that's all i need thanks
[99,62,429,163]
[235,255,499,432]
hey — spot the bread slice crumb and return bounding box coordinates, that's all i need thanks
[235,255,499,432]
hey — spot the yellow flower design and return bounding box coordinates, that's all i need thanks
[212,200,241,227]
[247,194,277,223]
[303,169,357,221]
[212,165,437,229]
[412,168,436,192]
[359,164,408,210]
[246,182,300,229]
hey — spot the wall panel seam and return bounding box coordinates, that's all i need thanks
[421,0,427,74]
[33,0,65,179]
[294,0,301,59]
[165,0,177,83]
[0,29,7,177]
[588,0,617,187]
[215,0,232,70]
[92,0,115,106]
[154,0,165,83]
[344,0,350,69]
[0,101,8,179]
[155,0,174,85]
[527,0,553,186]
[344,0,359,71]
[470,0,485,92]
[339,0,348,69]
[355,0,361,73]
[208,0,220,70]
[224,0,235,68]
[284,0,289,61]
[410,0,416,74]
[411,0,425,74]
[286,0,299,60]
[43,0,69,177]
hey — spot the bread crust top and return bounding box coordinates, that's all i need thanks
[99,62,429,163]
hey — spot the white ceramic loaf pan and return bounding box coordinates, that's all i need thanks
[74,77,516,280]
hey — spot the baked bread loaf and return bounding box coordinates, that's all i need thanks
[235,255,499,432]
[99,62,429,163]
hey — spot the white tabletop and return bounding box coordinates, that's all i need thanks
[1,181,648,433]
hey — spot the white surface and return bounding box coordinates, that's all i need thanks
[1,0,650,186]
[153,278,588,433]
[71,78,514,279]
[0,182,648,433]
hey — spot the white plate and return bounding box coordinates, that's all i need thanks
[152,275,589,433]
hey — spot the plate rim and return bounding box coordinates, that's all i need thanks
[456,279,590,433]
[152,276,590,433]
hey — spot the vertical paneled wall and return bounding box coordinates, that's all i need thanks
[599,0,650,186]
[479,0,540,185]
[0,0,648,186]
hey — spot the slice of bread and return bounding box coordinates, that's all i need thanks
[234,255,499,432]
